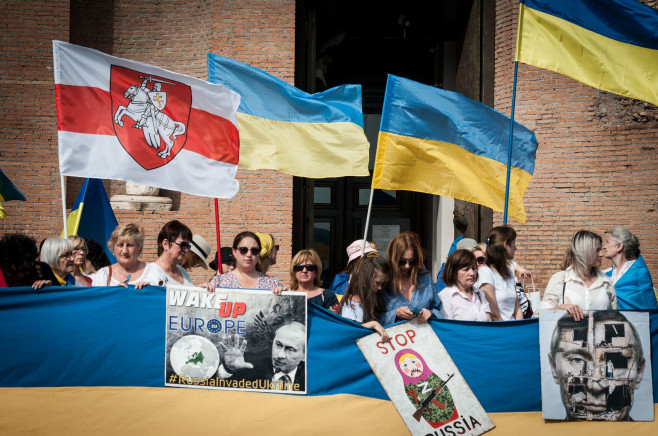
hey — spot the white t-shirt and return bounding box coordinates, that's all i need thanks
[91,262,166,287]
[340,299,364,323]
[153,264,193,286]
[476,265,517,320]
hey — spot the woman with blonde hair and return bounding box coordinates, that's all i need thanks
[91,223,163,288]
[541,230,617,320]
[381,232,441,325]
[68,235,92,286]
[289,249,338,309]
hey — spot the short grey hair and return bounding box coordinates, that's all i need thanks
[606,226,640,260]
[40,237,74,269]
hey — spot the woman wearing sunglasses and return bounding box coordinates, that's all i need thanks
[289,249,338,309]
[381,232,442,325]
[207,231,283,291]
[68,235,92,286]
[154,220,194,285]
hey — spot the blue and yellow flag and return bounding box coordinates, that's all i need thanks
[0,167,26,220]
[516,0,658,107]
[373,75,538,224]
[64,178,118,262]
[207,54,370,178]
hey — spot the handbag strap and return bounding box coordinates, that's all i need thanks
[107,265,113,286]
[561,281,566,305]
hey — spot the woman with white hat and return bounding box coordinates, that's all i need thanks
[182,234,212,271]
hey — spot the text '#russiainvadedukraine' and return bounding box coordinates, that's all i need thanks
[169,372,302,391]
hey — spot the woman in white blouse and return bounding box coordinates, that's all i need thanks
[540,230,617,320]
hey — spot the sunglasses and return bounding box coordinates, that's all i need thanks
[476,256,486,265]
[237,247,260,256]
[172,241,191,250]
[293,264,318,272]
[398,259,416,267]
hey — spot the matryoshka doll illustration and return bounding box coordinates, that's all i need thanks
[395,349,459,428]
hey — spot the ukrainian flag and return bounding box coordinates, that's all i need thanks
[64,178,118,261]
[516,0,658,107]
[0,167,26,220]
[373,75,538,224]
[207,54,370,178]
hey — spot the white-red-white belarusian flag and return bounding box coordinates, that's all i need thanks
[53,40,240,198]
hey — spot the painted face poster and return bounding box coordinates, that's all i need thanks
[540,310,653,421]
[357,320,494,436]
[165,285,307,394]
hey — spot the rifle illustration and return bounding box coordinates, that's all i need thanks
[412,373,454,421]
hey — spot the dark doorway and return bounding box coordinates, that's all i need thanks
[294,0,494,286]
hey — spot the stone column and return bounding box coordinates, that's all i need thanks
[110,182,173,211]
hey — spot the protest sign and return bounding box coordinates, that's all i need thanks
[357,320,494,435]
[540,310,654,421]
[165,285,307,394]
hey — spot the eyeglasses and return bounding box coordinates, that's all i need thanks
[237,247,260,256]
[293,264,318,272]
[172,241,191,251]
[398,259,416,267]
[476,256,485,265]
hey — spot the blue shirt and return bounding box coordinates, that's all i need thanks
[605,255,657,310]
[381,273,442,325]
[328,272,350,296]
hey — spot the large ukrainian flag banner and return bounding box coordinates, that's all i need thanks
[207,54,370,178]
[516,0,658,107]
[1,286,657,434]
[373,75,538,224]
[0,166,26,219]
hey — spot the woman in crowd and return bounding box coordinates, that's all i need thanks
[154,220,193,285]
[91,223,162,288]
[41,238,76,286]
[478,226,523,321]
[329,239,378,296]
[207,231,282,291]
[0,233,56,289]
[68,235,92,286]
[381,233,441,325]
[84,238,111,274]
[255,232,278,274]
[338,256,389,341]
[541,230,617,320]
[439,249,491,321]
[182,234,212,271]
[603,226,657,310]
[473,243,487,269]
[289,249,338,309]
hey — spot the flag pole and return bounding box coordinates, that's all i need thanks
[60,174,68,238]
[502,61,519,225]
[361,188,375,254]
[214,199,223,274]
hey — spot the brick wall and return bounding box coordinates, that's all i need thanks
[494,0,658,292]
[0,0,295,285]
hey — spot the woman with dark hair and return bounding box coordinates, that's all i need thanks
[541,230,617,320]
[381,233,441,325]
[328,239,378,296]
[439,249,491,321]
[602,226,657,310]
[477,226,523,321]
[289,248,338,309]
[40,237,76,286]
[0,233,56,289]
[338,256,389,341]
[91,223,162,288]
[84,238,111,274]
[206,231,282,291]
[154,220,193,285]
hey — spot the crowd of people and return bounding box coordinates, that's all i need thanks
[1,221,656,340]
